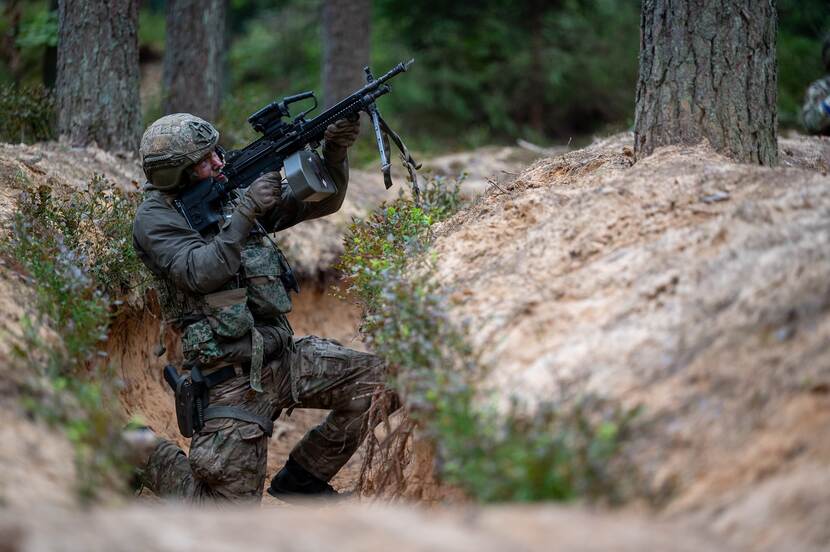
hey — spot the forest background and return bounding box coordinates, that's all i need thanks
[0,0,828,159]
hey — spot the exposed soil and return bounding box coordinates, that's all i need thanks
[430,132,830,551]
[2,133,829,550]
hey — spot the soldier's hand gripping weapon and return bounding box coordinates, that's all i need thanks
[223,59,420,199]
[175,60,420,235]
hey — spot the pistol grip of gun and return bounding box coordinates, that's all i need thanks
[163,364,180,391]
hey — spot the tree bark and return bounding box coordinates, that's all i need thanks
[56,0,141,152]
[322,0,371,108]
[634,0,778,166]
[162,0,226,121]
[0,1,24,83]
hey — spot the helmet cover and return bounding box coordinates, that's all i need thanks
[139,113,219,191]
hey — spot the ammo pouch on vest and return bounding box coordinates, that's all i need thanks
[181,288,254,366]
[163,363,273,438]
[241,238,294,318]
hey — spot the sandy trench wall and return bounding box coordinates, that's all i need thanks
[430,133,830,551]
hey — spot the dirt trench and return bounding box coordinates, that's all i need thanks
[11,136,807,550]
[0,140,537,508]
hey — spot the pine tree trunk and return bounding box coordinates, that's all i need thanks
[634,0,778,166]
[55,0,141,153]
[162,0,226,121]
[43,0,58,88]
[322,0,371,108]
[0,1,23,82]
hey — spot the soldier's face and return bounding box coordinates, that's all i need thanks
[191,149,225,181]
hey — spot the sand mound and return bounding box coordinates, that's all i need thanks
[431,132,830,551]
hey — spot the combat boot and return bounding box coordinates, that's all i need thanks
[267,456,339,501]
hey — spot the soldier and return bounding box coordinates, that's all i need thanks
[802,35,830,135]
[130,113,394,502]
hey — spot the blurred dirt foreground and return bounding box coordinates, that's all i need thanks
[1,134,829,551]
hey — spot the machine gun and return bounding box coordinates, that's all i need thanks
[223,59,419,198]
[175,60,420,236]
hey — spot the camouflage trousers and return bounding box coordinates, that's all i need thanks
[142,335,390,503]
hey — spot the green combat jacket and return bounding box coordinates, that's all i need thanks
[132,148,350,375]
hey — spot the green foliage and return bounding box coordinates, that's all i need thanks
[7,204,109,362]
[138,7,166,53]
[371,0,641,146]
[17,175,146,296]
[0,1,56,85]
[340,178,638,503]
[217,0,641,153]
[418,175,463,221]
[219,0,322,149]
[340,200,431,313]
[16,9,58,49]
[0,82,55,143]
[212,0,829,152]
[12,321,129,502]
[434,393,639,502]
[1,173,148,501]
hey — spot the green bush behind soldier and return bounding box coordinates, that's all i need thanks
[130,112,396,502]
[802,35,830,135]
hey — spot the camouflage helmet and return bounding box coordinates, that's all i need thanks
[139,113,219,191]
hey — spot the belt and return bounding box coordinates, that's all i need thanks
[197,365,274,436]
[203,405,274,436]
[201,364,239,388]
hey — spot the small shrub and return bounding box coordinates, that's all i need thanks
[7,208,109,363]
[413,174,463,222]
[1,173,147,501]
[340,176,639,503]
[13,174,146,297]
[0,83,55,143]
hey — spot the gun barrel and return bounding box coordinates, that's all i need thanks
[376,59,414,84]
[298,60,411,140]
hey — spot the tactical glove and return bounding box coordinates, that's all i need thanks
[324,117,360,148]
[236,171,283,221]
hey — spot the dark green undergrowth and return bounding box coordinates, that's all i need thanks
[0,83,55,143]
[340,177,639,503]
[2,173,147,501]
